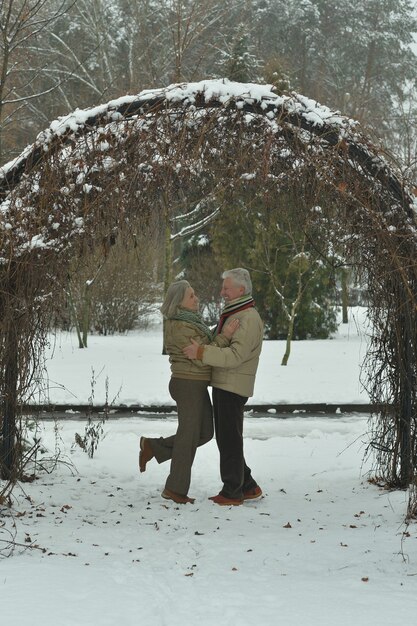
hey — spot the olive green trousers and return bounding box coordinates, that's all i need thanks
[148,378,213,496]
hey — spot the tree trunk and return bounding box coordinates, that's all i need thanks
[281,312,295,366]
[281,263,304,366]
[0,324,19,480]
[341,269,349,324]
[161,192,173,355]
[68,285,85,348]
[398,302,414,486]
[82,281,93,348]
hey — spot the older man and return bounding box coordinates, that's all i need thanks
[183,268,263,505]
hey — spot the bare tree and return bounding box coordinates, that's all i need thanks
[0,0,73,162]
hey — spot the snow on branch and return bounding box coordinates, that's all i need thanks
[0,78,415,226]
[0,79,358,192]
[170,206,221,241]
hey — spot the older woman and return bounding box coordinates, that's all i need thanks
[139,280,237,504]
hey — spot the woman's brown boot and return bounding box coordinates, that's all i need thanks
[139,436,154,472]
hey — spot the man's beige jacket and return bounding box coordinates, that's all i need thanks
[198,307,264,398]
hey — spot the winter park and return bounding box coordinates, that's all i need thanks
[2,2,417,625]
[2,310,417,626]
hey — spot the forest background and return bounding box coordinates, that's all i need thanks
[2,0,417,346]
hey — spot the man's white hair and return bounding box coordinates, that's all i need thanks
[222,268,252,295]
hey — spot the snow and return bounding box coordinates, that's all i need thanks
[0,79,355,184]
[139,78,278,108]
[2,307,417,625]
[2,79,412,267]
[36,307,370,407]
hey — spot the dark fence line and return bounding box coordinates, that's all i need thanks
[22,403,381,418]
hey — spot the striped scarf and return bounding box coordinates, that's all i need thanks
[170,307,213,342]
[215,295,255,335]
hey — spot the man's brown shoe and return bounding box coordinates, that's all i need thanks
[243,486,263,500]
[209,494,243,506]
[139,436,154,473]
[161,488,195,504]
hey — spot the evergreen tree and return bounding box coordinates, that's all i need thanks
[219,25,262,82]
[211,193,338,342]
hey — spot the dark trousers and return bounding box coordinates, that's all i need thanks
[212,387,257,499]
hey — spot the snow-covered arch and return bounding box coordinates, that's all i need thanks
[0,79,416,491]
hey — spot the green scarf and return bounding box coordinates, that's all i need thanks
[170,307,213,342]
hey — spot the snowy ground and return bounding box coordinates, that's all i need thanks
[2,308,417,625]
[1,416,416,626]
[34,307,370,408]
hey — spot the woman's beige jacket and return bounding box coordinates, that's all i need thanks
[164,320,229,380]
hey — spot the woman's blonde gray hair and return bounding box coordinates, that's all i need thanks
[160,280,191,318]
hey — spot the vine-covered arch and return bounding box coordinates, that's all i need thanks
[0,79,416,490]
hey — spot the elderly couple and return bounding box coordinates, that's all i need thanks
[139,268,263,506]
